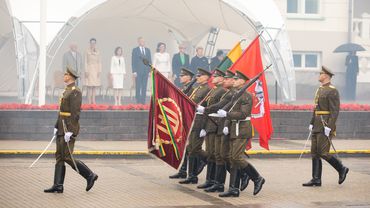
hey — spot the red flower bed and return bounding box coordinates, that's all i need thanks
[0,103,150,110]
[0,103,369,111]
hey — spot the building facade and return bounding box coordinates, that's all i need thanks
[275,0,370,102]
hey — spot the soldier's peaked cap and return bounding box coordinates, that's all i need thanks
[197,67,211,76]
[321,65,334,77]
[224,70,235,78]
[213,68,225,77]
[66,66,79,79]
[180,67,194,77]
[234,70,249,81]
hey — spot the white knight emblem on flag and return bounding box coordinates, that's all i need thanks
[252,79,265,118]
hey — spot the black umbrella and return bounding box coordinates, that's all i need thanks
[333,43,366,53]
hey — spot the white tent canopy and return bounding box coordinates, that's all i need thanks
[28,0,296,102]
[45,0,296,102]
[0,0,39,99]
[0,0,17,96]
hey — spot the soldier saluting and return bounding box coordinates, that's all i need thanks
[303,66,349,187]
[44,67,98,193]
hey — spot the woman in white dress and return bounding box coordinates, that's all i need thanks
[110,47,126,105]
[153,42,172,80]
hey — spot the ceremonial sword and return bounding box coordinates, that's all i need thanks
[298,129,312,160]
[29,135,56,168]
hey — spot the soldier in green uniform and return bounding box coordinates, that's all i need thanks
[204,70,236,193]
[179,68,211,184]
[169,68,194,179]
[218,71,265,197]
[196,69,226,189]
[44,67,98,193]
[303,66,349,187]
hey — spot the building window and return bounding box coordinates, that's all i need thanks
[287,0,298,13]
[305,0,319,14]
[287,0,320,17]
[293,52,321,70]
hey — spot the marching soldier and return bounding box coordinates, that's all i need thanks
[179,68,195,95]
[44,67,98,193]
[203,70,237,193]
[303,66,349,187]
[169,68,194,179]
[179,68,211,184]
[196,69,226,189]
[218,71,265,197]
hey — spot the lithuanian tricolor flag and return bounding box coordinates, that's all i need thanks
[218,40,243,71]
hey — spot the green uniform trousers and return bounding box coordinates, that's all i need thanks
[55,136,78,168]
[229,137,249,169]
[205,133,216,162]
[220,135,231,166]
[311,133,333,160]
[188,129,206,158]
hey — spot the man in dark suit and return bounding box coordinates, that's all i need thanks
[190,47,209,74]
[210,50,224,71]
[172,44,190,87]
[131,37,152,104]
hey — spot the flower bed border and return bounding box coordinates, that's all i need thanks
[0,103,369,111]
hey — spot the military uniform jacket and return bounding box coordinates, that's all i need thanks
[224,91,253,139]
[210,88,236,135]
[201,85,226,133]
[310,82,340,134]
[181,82,194,96]
[55,83,82,136]
[189,83,211,132]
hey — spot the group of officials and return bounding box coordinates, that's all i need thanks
[45,47,349,197]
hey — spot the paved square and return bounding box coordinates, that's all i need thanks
[0,157,369,207]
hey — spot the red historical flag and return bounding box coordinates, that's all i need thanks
[229,36,273,150]
[148,70,197,169]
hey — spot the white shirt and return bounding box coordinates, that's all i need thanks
[153,52,171,73]
[110,56,126,74]
[140,47,145,55]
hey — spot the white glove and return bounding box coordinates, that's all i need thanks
[53,128,58,136]
[197,105,205,114]
[199,129,207,137]
[309,124,313,131]
[217,109,227,118]
[64,132,73,142]
[324,126,331,137]
[223,127,229,135]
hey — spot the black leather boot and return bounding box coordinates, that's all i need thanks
[179,156,198,184]
[196,155,207,175]
[326,157,349,184]
[303,158,322,187]
[205,164,226,193]
[169,153,188,179]
[219,167,240,197]
[245,164,265,195]
[74,161,98,191]
[197,162,215,189]
[240,166,251,191]
[44,164,65,193]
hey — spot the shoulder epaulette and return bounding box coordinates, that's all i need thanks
[329,85,336,89]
